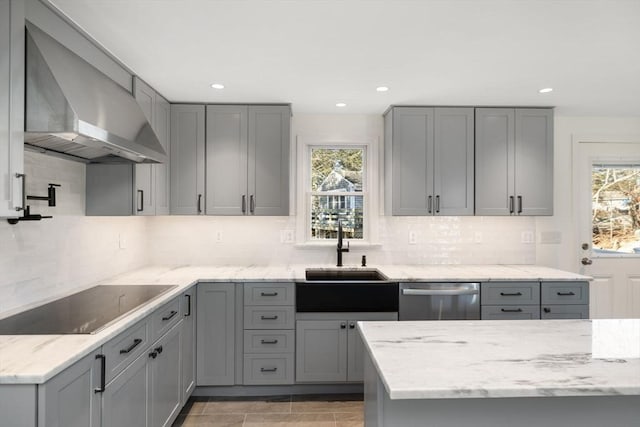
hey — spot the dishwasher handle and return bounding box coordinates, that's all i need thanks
[401,287,479,297]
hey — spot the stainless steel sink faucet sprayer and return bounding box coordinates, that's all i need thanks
[337,221,350,267]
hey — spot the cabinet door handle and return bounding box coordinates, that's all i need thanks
[162,310,178,321]
[137,189,144,212]
[154,345,163,355]
[15,173,26,211]
[261,339,278,344]
[242,195,247,213]
[509,196,514,214]
[428,195,432,214]
[260,292,278,297]
[557,291,576,296]
[517,195,523,214]
[94,354,106,393]
[435,195,440,213]
[250,195,255,214]
[261,315,278,320]
[500,292,523,296]
[149,351,158,359]
[501,308,523,313]
[349,322,356,329]
[197,194,203,214]
[340,322,347,329]
[119,338,143,354]
[184,294,192,317]
[260,367,278,372]
[544,307,551,313]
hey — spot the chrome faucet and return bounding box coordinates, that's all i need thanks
[337,221,350,267]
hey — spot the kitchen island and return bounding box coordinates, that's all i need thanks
[359,319,640,427]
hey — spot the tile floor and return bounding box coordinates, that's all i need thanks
[172,394,364,427]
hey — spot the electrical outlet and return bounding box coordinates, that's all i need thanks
[283,230,294,243]
[409,230,418,245]
[521,231,534,244]
[215,231,223,243]
[118,233,127,249]
[474,231,483,243]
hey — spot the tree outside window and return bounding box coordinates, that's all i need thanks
[310,148,365,240]
[592,165,640,254]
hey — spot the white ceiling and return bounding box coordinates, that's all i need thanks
[49,0,640,116]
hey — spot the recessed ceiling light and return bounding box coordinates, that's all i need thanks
[336,102,347,107]
[210,83,225,89]
[376,86,389,92]
[539,87,553,93]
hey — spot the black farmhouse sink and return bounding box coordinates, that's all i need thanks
[297,269,398,312]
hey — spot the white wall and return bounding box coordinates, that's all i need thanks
[536,116,640,271]
[0,152,147,315]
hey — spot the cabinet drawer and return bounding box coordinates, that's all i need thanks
[103,318,150,383]
[481,282,540,305]
[244,307,295,329]
[244,330,295,353]
[541,282,589,305]
[151,296,181,341]
[244,283,294,306]
[243,354,294,385]
[541,304,589,319]
[481,305,540,320]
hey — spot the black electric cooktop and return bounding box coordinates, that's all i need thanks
[0,285,176,335]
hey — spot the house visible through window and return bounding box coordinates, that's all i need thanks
[310,147,365,240]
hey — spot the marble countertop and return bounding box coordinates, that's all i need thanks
[0,264,590,384]
[358,319,640,400]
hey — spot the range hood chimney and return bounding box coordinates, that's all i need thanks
[24,23,167,164]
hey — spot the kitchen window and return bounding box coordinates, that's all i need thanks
[592,164,640,255]
[296,137,378,245]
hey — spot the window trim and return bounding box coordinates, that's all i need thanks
[296,136,379,246]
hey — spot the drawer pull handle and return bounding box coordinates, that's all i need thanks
[557,291,576,296]
[500,292,523,296]
[260,367,278,372]
[162,310,178,321]
[94,354,106,393]
[261,315,279,320]
[261,339,279,344]
[119,338,143,354]
[260,292,278,297]
[501,308,523,313]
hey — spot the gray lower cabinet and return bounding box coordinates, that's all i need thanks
[243,282,295,385]
[0,0,24,218]
[384,107,474,216]
[149,321,182,427]
[541,281,589,319]
[475,108,553,216]
[205,105,290,216]
[170,104,206,215]
[38,350,102,427]
[102,349,150,427]
[181,289,197,403]
[296,313,396,383]
[481,282,541,320]
[197,282,236,385]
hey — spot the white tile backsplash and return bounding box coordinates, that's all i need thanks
[1,151,536,316]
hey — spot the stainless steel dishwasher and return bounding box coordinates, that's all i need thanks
[399,282,480,320]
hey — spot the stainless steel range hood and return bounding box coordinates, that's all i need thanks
[24,23,167,164]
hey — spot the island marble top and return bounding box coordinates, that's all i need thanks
[358,319,640,400]
[0,264,590,384]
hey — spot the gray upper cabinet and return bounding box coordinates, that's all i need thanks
[384,107,474,216]
[170,104,205,215]
[0,0,24,218]
[133,77,171,216]
[38,349,102,427]
[475,108,553,216]
[206,105,290,216]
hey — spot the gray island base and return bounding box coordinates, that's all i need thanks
[359,319,640,427]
